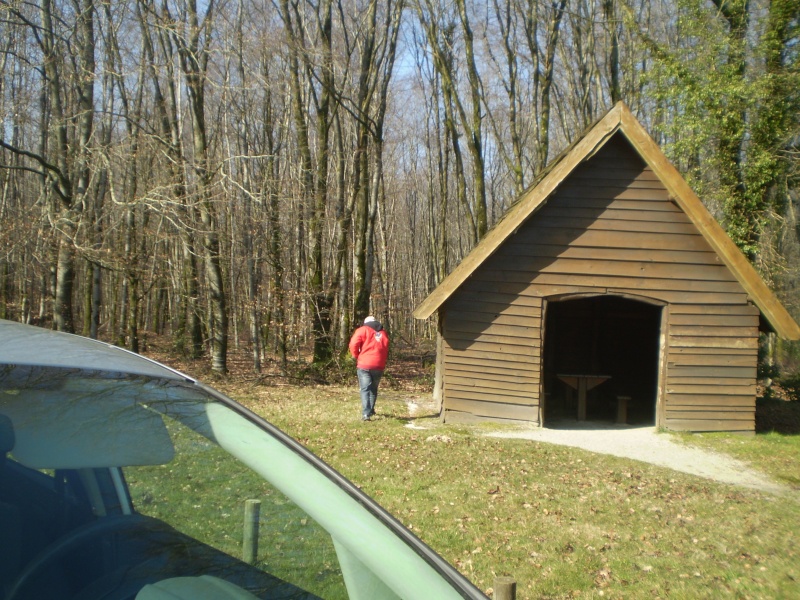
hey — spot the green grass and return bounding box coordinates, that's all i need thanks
[672,429,800,489]
[223,382,800,600]
[124,418,348,599]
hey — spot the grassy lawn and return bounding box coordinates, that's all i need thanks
[125,417,349,598]
[202,377,800,600]
[671,429,800,490]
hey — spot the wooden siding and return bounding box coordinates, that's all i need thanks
[441,134,759,431]
[442,294,542,424]
[664,304,759,431]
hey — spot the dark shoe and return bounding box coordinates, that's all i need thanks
[362,416,371,421]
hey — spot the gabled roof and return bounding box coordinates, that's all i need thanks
[414,102,800,340]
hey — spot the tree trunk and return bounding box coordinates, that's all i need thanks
[309,0,335,365]
[535,0,567,173]
[54,230,76,333]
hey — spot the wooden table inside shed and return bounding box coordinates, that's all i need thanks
[557,374,611,421]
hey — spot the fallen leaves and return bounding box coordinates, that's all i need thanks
[197,377,800,600]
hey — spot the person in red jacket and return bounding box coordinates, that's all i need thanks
[349,316,389,421]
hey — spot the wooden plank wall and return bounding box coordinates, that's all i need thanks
[666,304,758,432]
[441,133,758,431]
[442,293,542,423]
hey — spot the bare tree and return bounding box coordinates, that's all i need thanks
[349,0,404,327]
[136,0,191,354]
[0,0,99,333]
[415,0,488,244]
[279,0,335,364]
[508,0,569,174]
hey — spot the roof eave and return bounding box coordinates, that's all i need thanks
[413,103,626,320]
[617,109,800,341]
[414,102,800,341]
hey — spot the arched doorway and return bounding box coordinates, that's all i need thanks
[541,295,663,426]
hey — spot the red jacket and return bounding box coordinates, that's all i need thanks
[349,322,389,370]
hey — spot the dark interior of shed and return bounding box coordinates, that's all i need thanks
[542,296,662,426]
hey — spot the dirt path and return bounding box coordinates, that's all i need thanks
[404,398,790,495]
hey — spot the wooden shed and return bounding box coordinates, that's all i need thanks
[414,102,800,433]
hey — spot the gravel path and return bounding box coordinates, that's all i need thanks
[405,398,790,495]
[484,421,790,495]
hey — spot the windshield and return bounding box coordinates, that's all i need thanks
[0,364,485,600]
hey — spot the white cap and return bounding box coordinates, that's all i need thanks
[364,316,376,324]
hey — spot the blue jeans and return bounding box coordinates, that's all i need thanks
[357,368,383,418]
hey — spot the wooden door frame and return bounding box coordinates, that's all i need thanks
[539,292,667,427]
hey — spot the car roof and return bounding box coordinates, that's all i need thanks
[0,319,192,381]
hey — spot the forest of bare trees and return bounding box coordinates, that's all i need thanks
[0,0,798,375]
